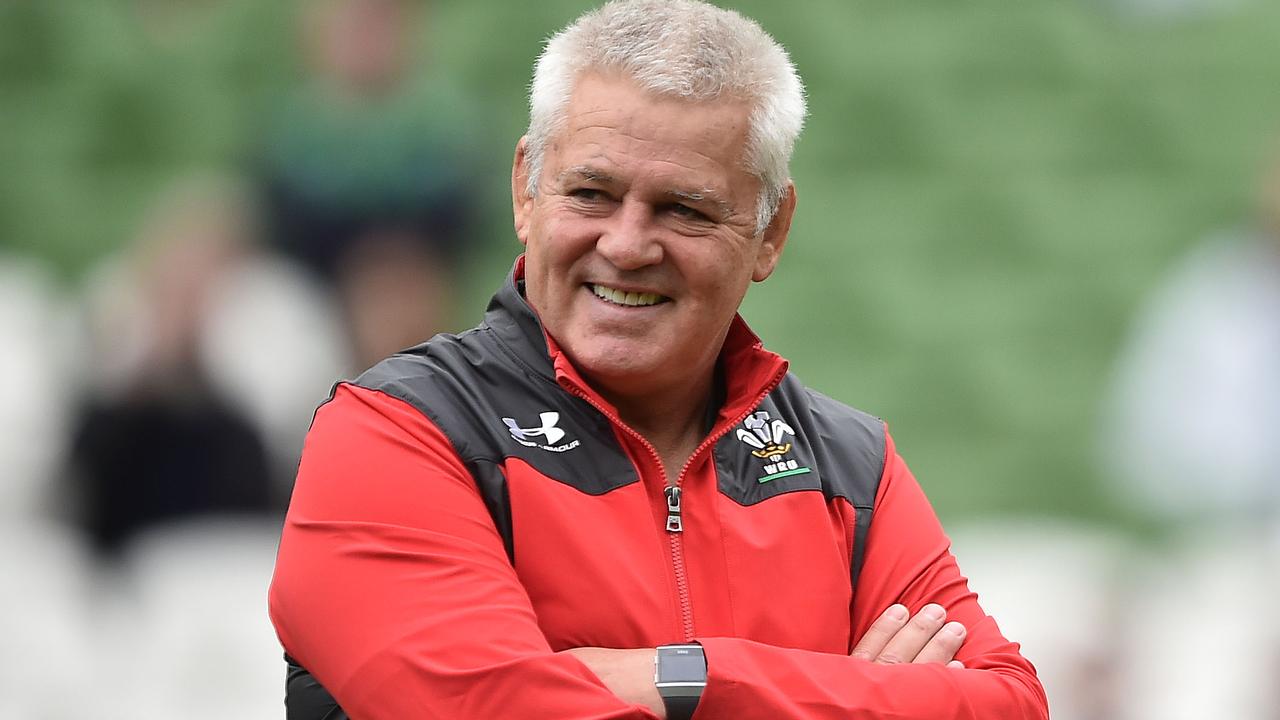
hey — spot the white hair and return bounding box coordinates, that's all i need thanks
[525,0,806,235]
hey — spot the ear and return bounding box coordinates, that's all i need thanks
[752,182,796,282]
[512,136,535,246]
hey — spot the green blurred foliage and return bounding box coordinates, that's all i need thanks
[3,0,1279,526]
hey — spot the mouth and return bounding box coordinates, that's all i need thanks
[588,283,670,308]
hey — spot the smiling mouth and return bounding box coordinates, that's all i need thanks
[588,284,670,307]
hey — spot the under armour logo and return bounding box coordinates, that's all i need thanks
[504,412,565,445]
[501,411,580,452]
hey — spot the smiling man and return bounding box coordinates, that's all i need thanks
[515,71,784,478]
[268,2,1049,719]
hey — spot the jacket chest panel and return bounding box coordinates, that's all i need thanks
[712,490,854,653]
[502,455,855,654]
[503,459,677,650]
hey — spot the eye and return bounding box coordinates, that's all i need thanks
[668,203,711,223]
[569,188,606,202]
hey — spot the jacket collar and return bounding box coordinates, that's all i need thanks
[485,255,789,423]
[483,255,556,378]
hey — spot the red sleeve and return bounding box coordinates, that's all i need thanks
[693,431,1049,719]
[268,383,657,720]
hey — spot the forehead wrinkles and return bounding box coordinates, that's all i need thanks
[628,116,744,162]
[560,118,738,168]
[550,121,743,193]
[559,78,751,161]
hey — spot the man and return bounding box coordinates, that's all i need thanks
[268,1,1050,718]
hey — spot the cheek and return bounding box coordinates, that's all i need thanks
[525,216,595,289]
[681,244,756,302]
[536,214,600,261]
[717,277,752,312]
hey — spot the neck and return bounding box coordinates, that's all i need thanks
[598,370,718,479]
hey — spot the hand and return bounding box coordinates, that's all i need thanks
[851,603,967,668]
[560,646,667,718]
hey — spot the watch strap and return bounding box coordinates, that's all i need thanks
[661,693,699,720]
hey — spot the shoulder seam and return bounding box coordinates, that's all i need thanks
[348,381,502,467]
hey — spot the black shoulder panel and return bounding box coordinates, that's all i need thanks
[795,382,887,510]
[712,373,886,592]
[354,267,636,500]
[713,373,886,509]
[354,325,638,507]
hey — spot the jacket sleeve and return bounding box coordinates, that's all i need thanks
[268,383,659,720]
[693,431,1049,719]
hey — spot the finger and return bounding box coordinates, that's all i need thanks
[875,603,946,665]
[850,604,909,661]
[912,621,966,665]
[947,660,965,669]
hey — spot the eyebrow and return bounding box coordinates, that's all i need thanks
[558,165,734,216]
[557,166,615,185]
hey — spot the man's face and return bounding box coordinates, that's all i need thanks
[513,73,793,400]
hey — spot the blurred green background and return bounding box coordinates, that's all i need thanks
[4,0,1279,528]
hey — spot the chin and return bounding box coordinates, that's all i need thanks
[569,342,662,388]
[576,349,654,378]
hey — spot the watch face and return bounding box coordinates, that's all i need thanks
[657,648,706,684]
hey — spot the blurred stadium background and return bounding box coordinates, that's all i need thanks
[2,0,1278,718]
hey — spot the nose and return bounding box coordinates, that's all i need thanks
[595,199,663,270]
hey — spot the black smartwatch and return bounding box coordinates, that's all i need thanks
[654,643,706,720]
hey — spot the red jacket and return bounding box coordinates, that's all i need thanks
[269,261,1048,719]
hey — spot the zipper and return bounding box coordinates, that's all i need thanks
[664,486,683,532]
[667,518,695,640]
[663,485,694,641]
[563,363,789,642]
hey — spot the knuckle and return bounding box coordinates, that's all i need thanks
[911,615,940,632]
[878,613,907,629]
[853,631,881,647]
[876,652,906,665]
[865,620,891,635]
[924,633,954,649]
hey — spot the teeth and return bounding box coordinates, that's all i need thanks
[591,285,666,307]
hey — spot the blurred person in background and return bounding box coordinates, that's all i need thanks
[268,2,1048,719]
[65,176,277,556]
[1103,140,1280,529]
[1101,136,1280,719]
[58,172,325,717]
[255,0,485,369]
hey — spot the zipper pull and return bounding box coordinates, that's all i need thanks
[665,486,683,533]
